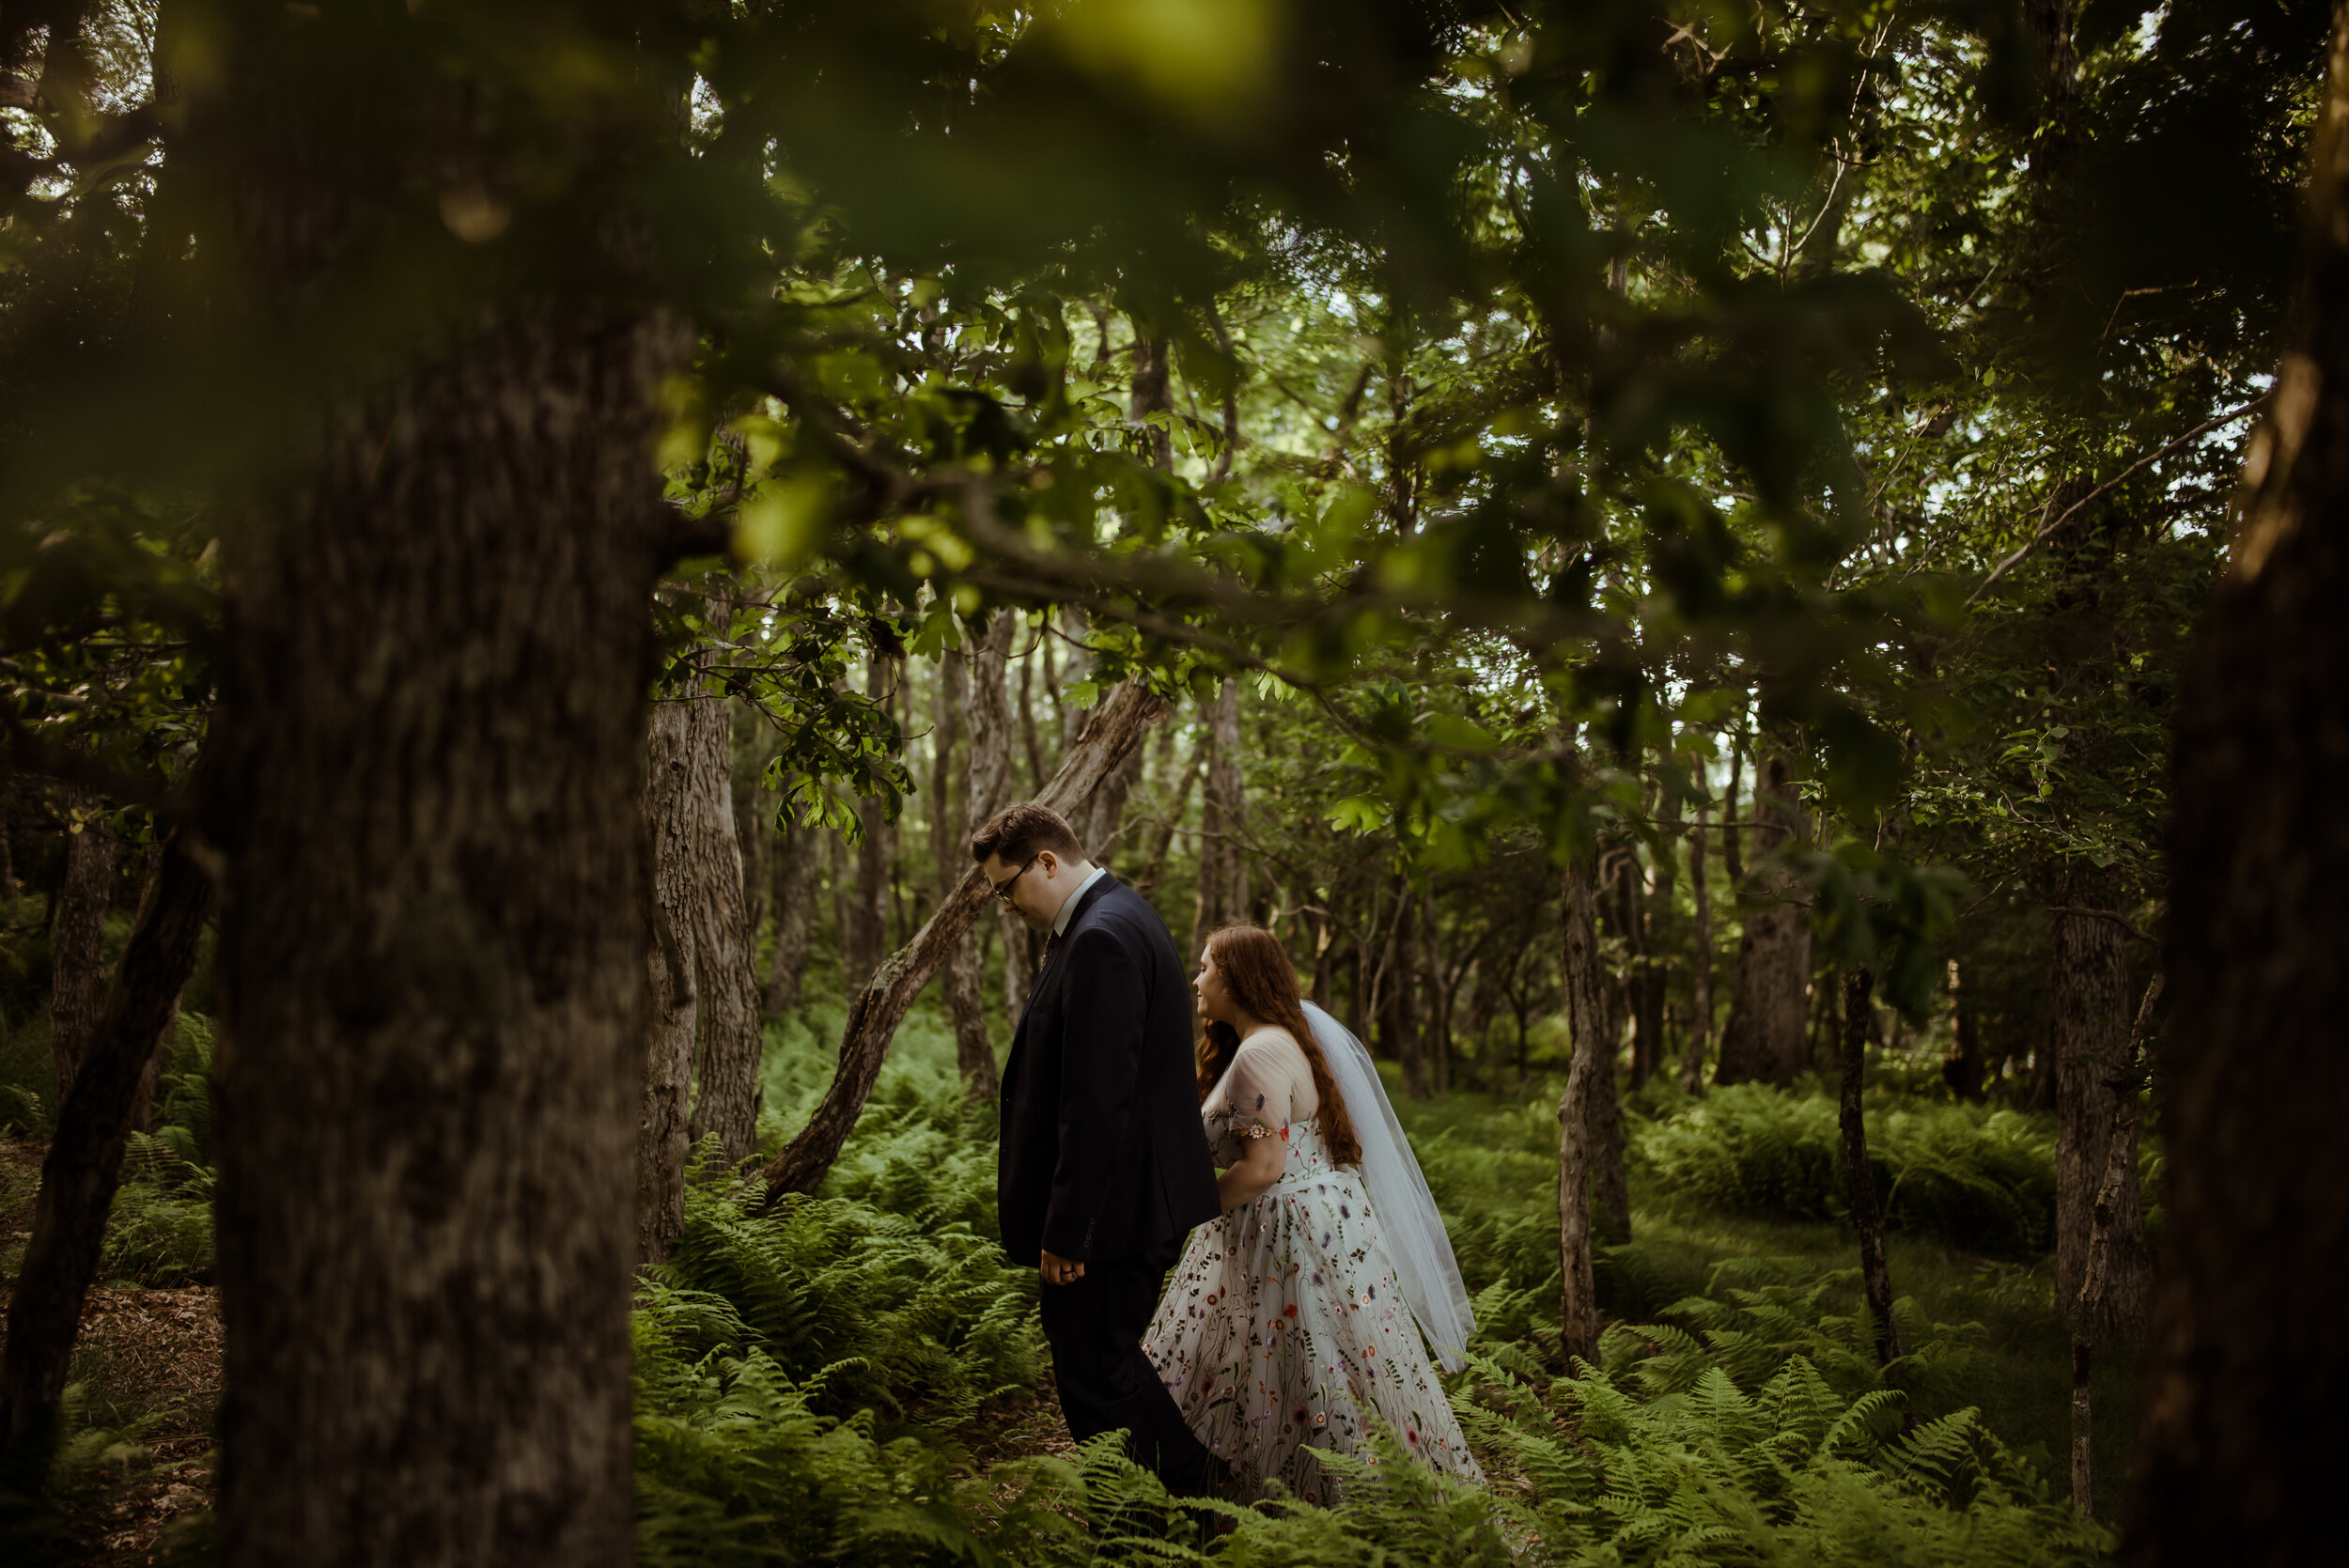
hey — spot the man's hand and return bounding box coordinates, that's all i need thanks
[1040,1249,1086,1286]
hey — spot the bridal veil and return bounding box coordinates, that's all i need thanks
[1301,1001,1478,1372]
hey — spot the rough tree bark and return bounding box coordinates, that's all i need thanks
[1837,968,1902,1367]
[2122,16,2349,1560]
[1556,851,1610,1365]
[637,703,701,1265]
[48,790,117,1103]
[2052,880,2151,1348]
[1,828,212,1464]
[210,304,683,1567]
[762,680,1169,1198]
[1715,745,1812,1087]
[676,680,763,1168]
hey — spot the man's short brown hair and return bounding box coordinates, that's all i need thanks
[970,802,1084,866]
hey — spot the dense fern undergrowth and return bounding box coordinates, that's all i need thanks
[0,986,2129,1562]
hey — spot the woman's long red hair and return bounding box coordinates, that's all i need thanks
[1195,925,1362,1168]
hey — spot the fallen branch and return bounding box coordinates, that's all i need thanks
[760,678,1171,1200]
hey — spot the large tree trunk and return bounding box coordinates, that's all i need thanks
[48,790,117,1103]
[2052,885,2151,1348]
[1,827,212,1464]
[210,305,678,1566]
[2123,16,2349,1560]
[1715,747,1812,1087]
[762,680,1169,1198]
[1837,968,1901,1366]
[1555,852,1610,1365]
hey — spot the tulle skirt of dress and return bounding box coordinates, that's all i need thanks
[1142,1120,1484,1506]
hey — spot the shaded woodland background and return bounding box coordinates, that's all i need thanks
[0,0,2344,1563]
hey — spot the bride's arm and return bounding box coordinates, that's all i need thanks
[1217,1131,1288,1210]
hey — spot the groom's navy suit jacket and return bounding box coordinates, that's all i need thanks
[998,872,1221,1267]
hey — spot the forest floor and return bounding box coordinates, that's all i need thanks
[1,1136,216,1564]
[2,1037,2141,1554]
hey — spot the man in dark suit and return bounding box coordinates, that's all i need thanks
[972,801,1223,1490]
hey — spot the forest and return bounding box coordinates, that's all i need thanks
[0,0,2341,1561]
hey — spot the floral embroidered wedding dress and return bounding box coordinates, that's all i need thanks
[1142,1026,1483,1505]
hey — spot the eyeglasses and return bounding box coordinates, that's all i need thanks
[991,852,1042,905]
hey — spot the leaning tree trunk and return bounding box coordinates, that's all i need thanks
[1,827,212,1465]
[2123,16,2349,1561]
[1715,746,1812,1087]
[1556,851,1610,1365]
[1837,968,1901,1367]
[762,679,1170,1198]
[210,304,682,1567]
[2052,890,2151,1348]
[48,789,117,1103]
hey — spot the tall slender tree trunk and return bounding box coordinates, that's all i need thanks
[2075,974,2163,1519]
[1837,968,1901,1366]
[210,304,681,1566]
[2052,880,2151,1347]
[1556,852,1610,1365]
[48,790,117,1103]
[1379,887,1425,1096]
[1715,745,1812,1087]
[1418,887,1450,1095]
[1588,1002,1631,1245]
[1135,730,1205,897]
[1187,682,1249,959]
[1682,787,1716,1094]
[763,681,1168,1198]
[763,816,812,1018]
[636,708,698,1265]
[2123,16,2349,1560]
[1,827,212,1464]
[677,674,763,1168]
[848,654,895,991]
[1948,956,1986,1103]
[941,624,1007,1105]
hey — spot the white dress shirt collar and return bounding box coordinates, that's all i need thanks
[1051,865,1111,938]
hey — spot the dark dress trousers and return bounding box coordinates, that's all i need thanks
[998,872,1221,1484]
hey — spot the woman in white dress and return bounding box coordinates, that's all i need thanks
[1143,924,1484,1506]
